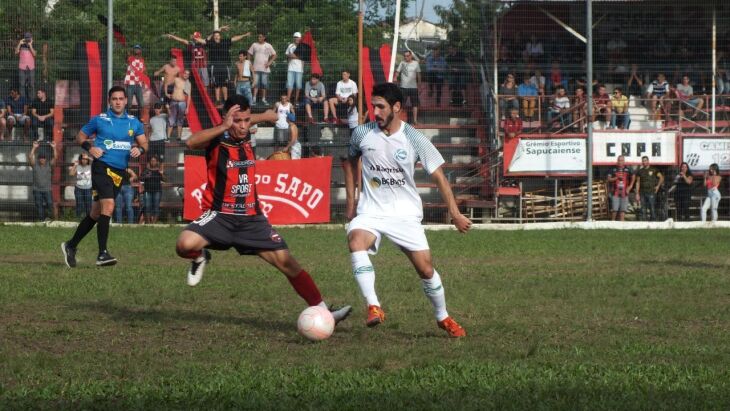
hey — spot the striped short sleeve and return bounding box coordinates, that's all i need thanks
[348,122,377,158]
[404,124,444,174]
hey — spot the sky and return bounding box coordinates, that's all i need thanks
[405,0,452,23]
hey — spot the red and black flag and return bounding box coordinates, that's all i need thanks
[170,48,221,132]
[76,41,107,120]
[97,14,127,46]
[360,44,392,121]
[299,31,322,77]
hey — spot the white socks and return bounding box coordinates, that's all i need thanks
[422,271,448,321]
[351,251,380,306]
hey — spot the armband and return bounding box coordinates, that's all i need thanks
[81,141,92,151]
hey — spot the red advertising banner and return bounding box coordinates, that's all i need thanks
[184,155,332,224]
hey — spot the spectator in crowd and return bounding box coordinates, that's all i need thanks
[700,163,721,223]
[304,73,328,123]
[234,50,253,104]
[346,95,359,133]
[0,97,6,140]
[592,84,611,127]
[140,155,166,224]
[124,44,147,114]
[153,55,180,103]
[425,47,447,106]
[6,88,30,141]
[30,89,54,141]
[530,69,546,96]
[572,86,587,131]
[503,107,522,140]
[635,156,664,221]
[626,64,644,97]
[196,27,252,106]
[15,32,36,100]
[248,33,277,105]
[676,75,704,119]
[610,87,630,129]
[166,32,210,87]
[549,60,566,94]
[547,85,571,129]
[607,155,635,222]
[167,69,191,141]
[517,75,538,121]
[147,103,167,160]
[646,73,669,117]
[69,153,92,219]
[29,141,56,221]
[445,45,467,106]
[669,162,693,221]
[327,70,357,124]
[499,73,518,119]
[114,167,138,224]
[285,32,304,104]
[396,50,421,124]
[274,93,300,159]
[523,35,543,62]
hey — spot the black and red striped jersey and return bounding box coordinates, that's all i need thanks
[202,132,261,216]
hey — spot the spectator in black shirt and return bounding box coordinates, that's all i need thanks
[194,26,251,106]
[445,45,467,106]
[31,89,54,141]
[140,155,166,224]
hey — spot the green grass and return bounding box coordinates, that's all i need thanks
[1,226,730,410]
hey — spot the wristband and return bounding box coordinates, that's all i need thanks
[138,146,145,154]
[81,141,92,151]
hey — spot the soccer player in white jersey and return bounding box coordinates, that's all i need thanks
[343,83,472,338]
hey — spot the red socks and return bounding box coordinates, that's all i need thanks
[178,248,202,260]
[287,270,323,306]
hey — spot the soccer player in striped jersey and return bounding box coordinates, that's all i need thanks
[175,95,352,323]
[343,83,472,338]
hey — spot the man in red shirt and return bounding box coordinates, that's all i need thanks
[176,95,352,322]
[606,155,635,221]
[503,108,523,140]
[593,84,612,126]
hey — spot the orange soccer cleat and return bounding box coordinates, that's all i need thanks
[437,316,466,338]
[366,305,386,327]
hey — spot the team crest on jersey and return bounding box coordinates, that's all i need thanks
[394,149,408,162]
[128,129,134,137]
[369,177,382,188]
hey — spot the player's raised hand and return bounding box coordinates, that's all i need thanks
[223,104,240,129]
[452,213,472,233]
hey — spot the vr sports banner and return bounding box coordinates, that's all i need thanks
[184,156,332,224]
[592,131,677,165]
[504,138,586,175]
[682,137,730,171]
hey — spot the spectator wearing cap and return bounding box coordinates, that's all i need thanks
[166,32,209,87]
[30,89,54,141]
[234,50,253,105]
[248,33,277,105]
[15,32,36,100]
[286,32,304,105]
[194,26,252,106]
[29,141,57,221]
[124,44,147,114]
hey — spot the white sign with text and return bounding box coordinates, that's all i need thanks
[592,132,677,165]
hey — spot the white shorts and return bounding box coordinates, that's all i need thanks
[346,214,429,255]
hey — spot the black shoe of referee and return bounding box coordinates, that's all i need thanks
[61,242,77,268]
[96,250,118,266]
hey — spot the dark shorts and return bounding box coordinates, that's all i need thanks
[184,211,288,255]
[91,160,127,201]
[210,65,230,87]
[401,87,420,106]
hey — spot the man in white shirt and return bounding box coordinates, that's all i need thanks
[396,50,421,124]
[343,83,471,338]
[247,33,277,105]
[327,70,357,124]
[285,32,304,105]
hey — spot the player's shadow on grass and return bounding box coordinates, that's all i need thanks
[73,301,291,331]
[647,259,727,269]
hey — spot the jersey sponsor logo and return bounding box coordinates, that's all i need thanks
[193,210,217,225]
[226,159,255,168]
[230,174,252,197]
[369,176,405,188]
[270,230,282,243]
[368,164,404,173]
[394,148,408,162]
[103,139,132,151]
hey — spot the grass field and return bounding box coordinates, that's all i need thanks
[1,225,730,410]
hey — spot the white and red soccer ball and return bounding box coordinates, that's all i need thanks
[297,306,334,341]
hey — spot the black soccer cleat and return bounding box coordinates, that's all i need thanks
[96,250,118,267]
[61,242,77,268]
[187,249,211,286]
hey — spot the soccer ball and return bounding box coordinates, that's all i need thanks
[297,306,334,341]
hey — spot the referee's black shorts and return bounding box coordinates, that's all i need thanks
[184,211,288,255]
[91,160,127,201]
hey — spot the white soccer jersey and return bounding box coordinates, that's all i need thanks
[349,121,445,219]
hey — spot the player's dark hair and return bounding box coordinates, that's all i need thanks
[223,94,251,112]
[108,85,127,99]
[372,83,402,107]
[311,73,320,80]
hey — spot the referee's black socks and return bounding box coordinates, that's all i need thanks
[68,215,97,248]
[97,214,111,254]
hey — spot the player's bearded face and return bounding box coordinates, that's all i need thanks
[229,110,252,141]
[373,97,396,130]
